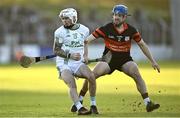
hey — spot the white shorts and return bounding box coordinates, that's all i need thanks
[56,61,85,78]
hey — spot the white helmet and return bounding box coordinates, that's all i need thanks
[59,8,78,24]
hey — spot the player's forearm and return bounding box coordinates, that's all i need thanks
[53,47,70,58]
[84,34,96,44]
[138,41,155,63]
[83,43,88,57]
[53,41,70,58]
[83,35,95,57]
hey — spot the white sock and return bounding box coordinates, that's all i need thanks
[144,97,150,106]
[75,101,83,110]
[79,95,84,102]
[90,96,96,106]
[91,101,96,106]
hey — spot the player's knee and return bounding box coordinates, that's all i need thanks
[87,72,96,84]
[93,71,100,79]
[131,71,143,82]
[133,71,139,77]
[128,65,139,77]
[68,82,77,88]
[62,78,77,88]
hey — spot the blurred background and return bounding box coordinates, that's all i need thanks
[0,0,180,64]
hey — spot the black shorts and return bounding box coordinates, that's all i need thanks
[108,51,133,74]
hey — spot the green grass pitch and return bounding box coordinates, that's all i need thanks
[0,61,180,117]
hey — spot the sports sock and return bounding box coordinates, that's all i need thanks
[141,93,149,99]
[90,96,96,106]
[144,97,150,106]
[141,93,150,106]
[79,90,86,97]
[79,95,84,102]
[75,101,83,110]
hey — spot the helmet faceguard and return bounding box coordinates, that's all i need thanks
[112,5,130,16]
[59,8,78,24]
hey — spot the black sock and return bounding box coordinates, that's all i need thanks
[79,90,87,97]
[141,93,149,99]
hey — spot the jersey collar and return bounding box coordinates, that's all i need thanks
[113,23,128,34]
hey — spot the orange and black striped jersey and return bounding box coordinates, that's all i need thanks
[92,22,141,52]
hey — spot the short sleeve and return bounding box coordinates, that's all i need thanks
[132,29,141,43]
[84,28,90,39]
[54,28,64,43]
[92,26,106,38]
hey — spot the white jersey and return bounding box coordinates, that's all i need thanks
[54,24,89,67]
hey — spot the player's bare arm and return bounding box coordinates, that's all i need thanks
[83,41,88,63]
[53,37,81,61]
[84,34,96,44]
[83,34,96,63]
[53,37,70,58]
[137,39,160,73]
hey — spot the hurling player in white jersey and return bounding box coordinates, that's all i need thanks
[53,8,98,115]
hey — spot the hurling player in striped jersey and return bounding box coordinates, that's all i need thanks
[71,5,160,113]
